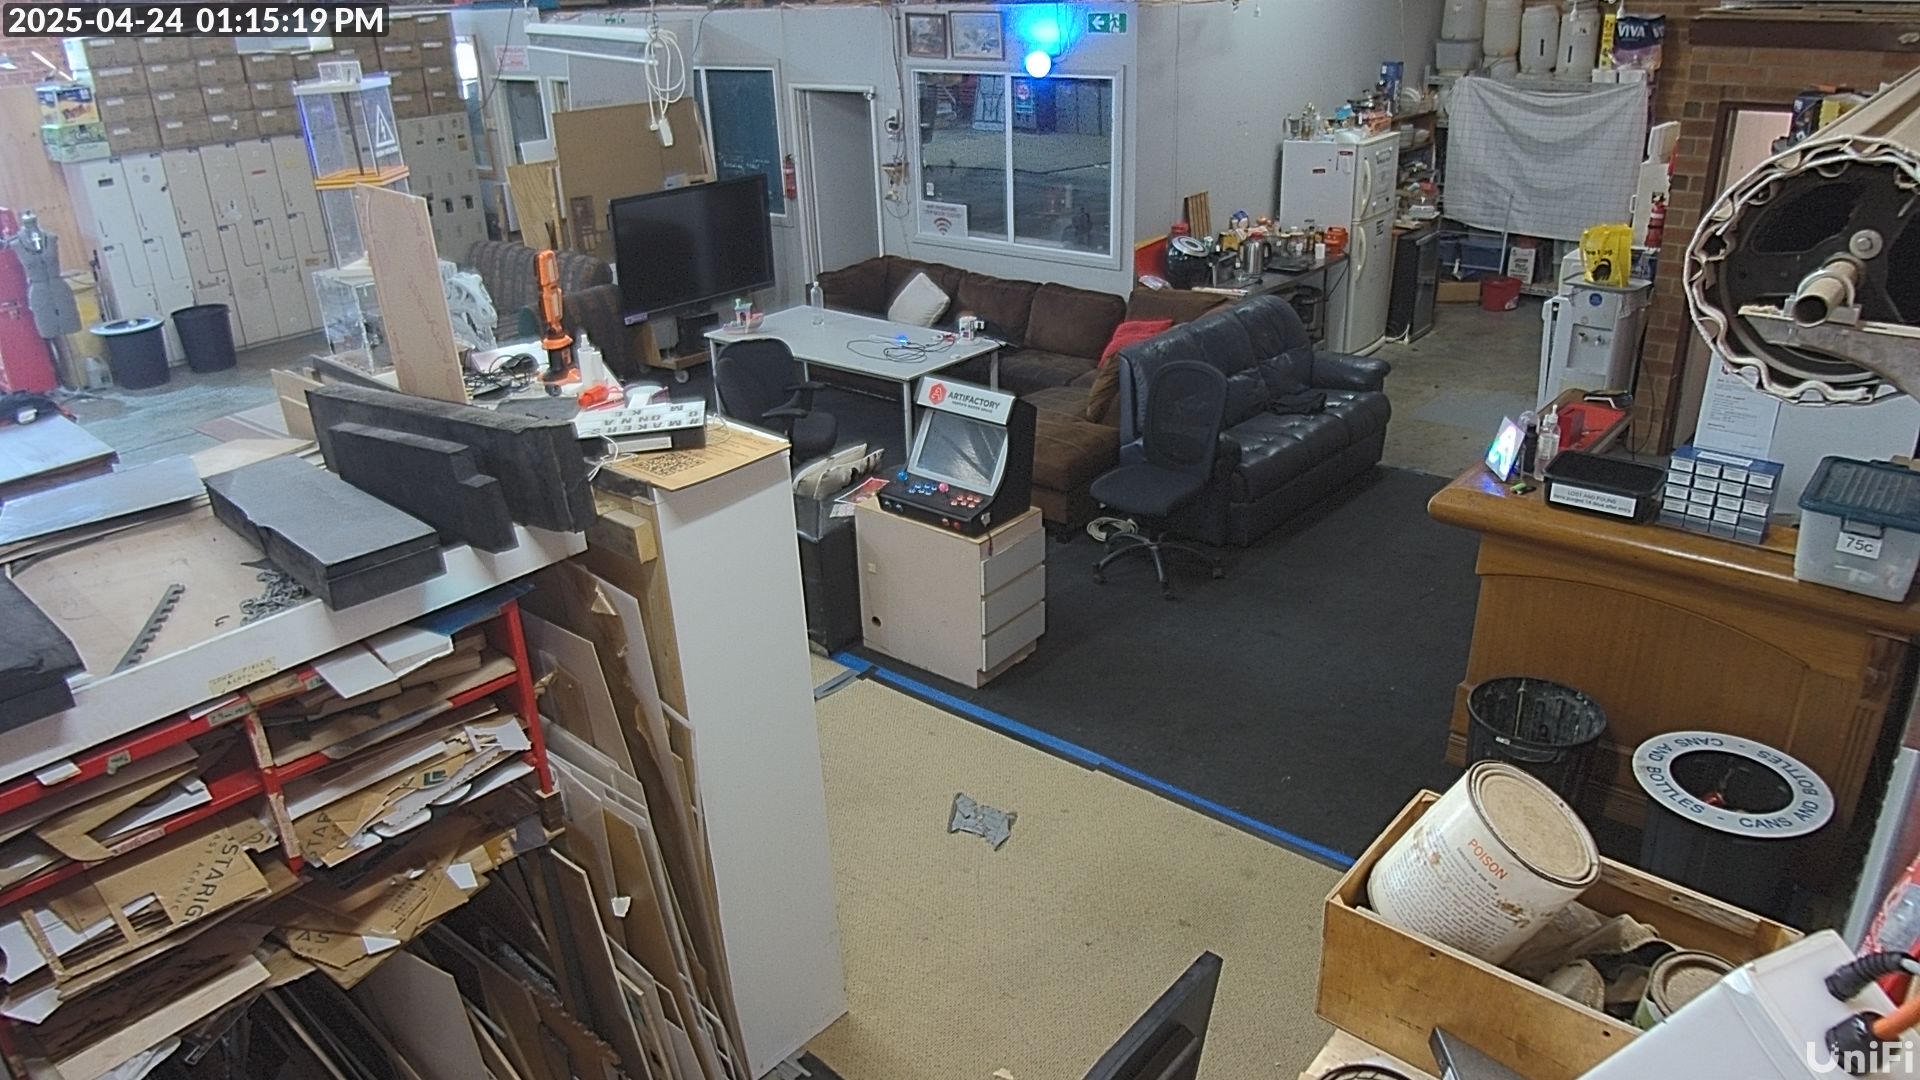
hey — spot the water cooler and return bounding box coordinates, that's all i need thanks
[1538,275,1651,408]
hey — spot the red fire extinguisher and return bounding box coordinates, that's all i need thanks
[782,154,798,201]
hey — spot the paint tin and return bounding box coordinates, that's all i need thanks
[1367,761,1600,964]
[1634,950,1734,1028]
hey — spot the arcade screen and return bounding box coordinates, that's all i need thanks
[913,411,1008,493]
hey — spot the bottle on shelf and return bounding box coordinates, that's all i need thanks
[1537,408,1561,477]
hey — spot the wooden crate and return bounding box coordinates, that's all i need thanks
[1317,791,1802,1080]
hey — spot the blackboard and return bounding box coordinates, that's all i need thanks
[703,68,784,214]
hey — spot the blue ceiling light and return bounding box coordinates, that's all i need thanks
[1012,4,1069,77]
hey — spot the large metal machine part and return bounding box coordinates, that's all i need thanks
[1686,65,1920,405]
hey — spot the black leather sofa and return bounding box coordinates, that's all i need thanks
[1112,295,1391,546]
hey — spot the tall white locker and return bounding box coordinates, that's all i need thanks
[162,150,248,347]
[270,135,329,329]
[236,139,296,257]
[121,153,194,358]
[198,144,250,228]
[64,160,161,331]
[216,222,279,346]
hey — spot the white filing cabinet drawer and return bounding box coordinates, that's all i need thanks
[856,501,1046,688]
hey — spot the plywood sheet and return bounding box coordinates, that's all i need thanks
[0,86,83,272]
[0,416,116,495]
[598,422,785,493]
[551,101,711,264]
[355,186,466,404]
[507,162,564,251]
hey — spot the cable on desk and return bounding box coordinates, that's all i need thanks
[844,334,959,364]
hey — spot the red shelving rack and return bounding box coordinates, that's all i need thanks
[0,599,552,911]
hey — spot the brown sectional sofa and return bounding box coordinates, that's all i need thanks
[817,255,1227,526]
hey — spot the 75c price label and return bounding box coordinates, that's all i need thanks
[3,3,388,37]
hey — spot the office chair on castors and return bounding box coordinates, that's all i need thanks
[1090,360,1228,599]
[714,338,838,465]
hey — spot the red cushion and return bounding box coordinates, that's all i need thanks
[1098,318,1175,367]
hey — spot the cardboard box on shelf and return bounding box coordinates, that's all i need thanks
[143,62,199,93]
[136,36,192,64]
[150,89,203,122]
[385,69,427,98]
[412,12,452,42]
[82,39,140,69]
[376,42,421,71]
[1437,278,1482,303]
[41,122,108,163]
[192,55,246,87]
[160,116,214,150]
[94,95,153,128]
[425,89,460,117]
[422,64,459,97]
[416,39,450,66]
[200,83,248,115]
[89,66,148,99]
[242,52,295,84]
[390,92,430,121]
[382,12,418,42]
[190,36,236,58]
[106,119,162,156]
[292,52,322,81]
[248,80,295,111]
[255,108,300,138]
[207,112,257,143]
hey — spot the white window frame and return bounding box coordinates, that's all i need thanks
[694,64,790,221]
[496,73,567,165]
[910,67,1122,269]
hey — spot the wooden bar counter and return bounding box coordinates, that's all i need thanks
[1428,467,1920,837]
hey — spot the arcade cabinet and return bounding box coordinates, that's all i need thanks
[879,377,1035,536]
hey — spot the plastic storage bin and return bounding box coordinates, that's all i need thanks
[1543,451,1664,523]
[1795,456,1920,602]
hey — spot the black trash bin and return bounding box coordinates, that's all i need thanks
[1466,676,1608,806]
[91,318,169,390]
[1633,732,1833,920]
[172,304,236,373]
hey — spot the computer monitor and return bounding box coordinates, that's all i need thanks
[609,175,776,320]
[1084,952,1222,1080]
[909,408,1011,495]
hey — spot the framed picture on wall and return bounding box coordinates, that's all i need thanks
[906,13,948,59]
[948,11,1004,61]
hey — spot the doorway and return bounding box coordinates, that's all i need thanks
[793,87,882,282]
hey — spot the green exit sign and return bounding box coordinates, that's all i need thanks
[1087,11,1128,33]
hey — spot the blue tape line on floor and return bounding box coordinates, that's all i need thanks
[828,651,1357,869]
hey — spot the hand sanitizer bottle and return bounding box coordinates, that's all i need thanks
[1536,408,1562,477]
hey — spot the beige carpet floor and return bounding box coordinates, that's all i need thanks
[805,670,1341,1079]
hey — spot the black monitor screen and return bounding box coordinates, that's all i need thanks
[610,175,775,318]
[912,411,1007,494]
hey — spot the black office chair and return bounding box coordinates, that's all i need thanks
[714,338,838,464]
[1090,360,1228,599]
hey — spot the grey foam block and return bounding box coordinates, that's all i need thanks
[0,576,80,729]
[305,384,592,533]
[204,456,445,610]
[324,422,517,553]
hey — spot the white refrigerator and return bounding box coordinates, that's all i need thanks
[1278,131,1400,354]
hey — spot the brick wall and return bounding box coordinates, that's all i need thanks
[1626,1,1915,450]
[0,38,68,88]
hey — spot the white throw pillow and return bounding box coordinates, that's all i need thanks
[887,272,950,327]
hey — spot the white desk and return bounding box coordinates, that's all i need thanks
[707,307,1002,449]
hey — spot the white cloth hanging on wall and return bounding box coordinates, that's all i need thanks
[1444,77,1649,241]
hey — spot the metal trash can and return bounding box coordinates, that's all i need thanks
[172,304,236,373]
[91,317,168,390]
[1466,676,1608,807]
